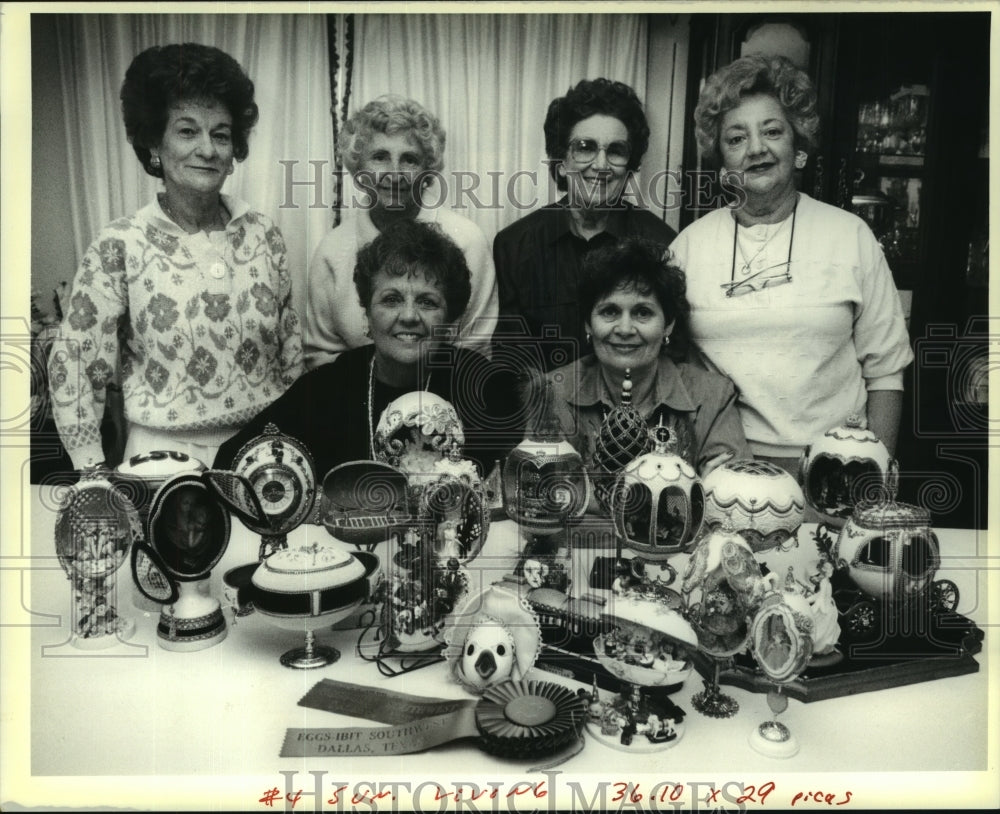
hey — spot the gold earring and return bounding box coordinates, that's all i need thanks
[795,151,808,169]
[663,335,671,346]
[150,155,161,169]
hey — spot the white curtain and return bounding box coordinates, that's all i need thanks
[349,14,649,242]
[51,12,650,311]
[54,14,333,321]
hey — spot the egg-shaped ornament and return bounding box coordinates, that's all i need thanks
[228,424,318,559]
[681,522,767,718]
[747,588,816,759]
[586,593,696,752]
[442,585,542,694]
[681,524,766,657]
[53,475,142,648]
[371,445,492,660]
[592,370,652,514]
[612,422,704,560]
[501,377,590,599]
[800,415,895,526]
[833,498,941,608]
[702,459,804,553]
[114,450,206,538]
[249,540,380,668]
[321,460,409,548]
[374,392,465,508]
[137,472,240,651]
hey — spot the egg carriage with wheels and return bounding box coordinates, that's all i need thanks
[818,499,963,645]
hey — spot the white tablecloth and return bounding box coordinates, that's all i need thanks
[7,485,996,810]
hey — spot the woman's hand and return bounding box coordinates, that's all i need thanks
[700,451,734,478]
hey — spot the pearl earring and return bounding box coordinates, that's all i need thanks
[150,155,161,170]
[663,335,671,346]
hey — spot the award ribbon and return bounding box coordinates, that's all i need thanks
[282,678,587,759]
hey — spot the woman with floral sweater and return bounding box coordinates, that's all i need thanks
[49,43,302,470]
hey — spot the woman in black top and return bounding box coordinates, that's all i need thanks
[215,220,522,481]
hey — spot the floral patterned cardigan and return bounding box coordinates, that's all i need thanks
[48,195,303,469]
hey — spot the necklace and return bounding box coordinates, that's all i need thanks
[730,196,799,282]
[160,195,229,234]
[367,354,432,459]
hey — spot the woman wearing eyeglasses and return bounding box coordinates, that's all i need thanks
[670,56,912,473]
[493,79,676,367]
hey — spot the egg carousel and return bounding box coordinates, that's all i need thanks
[355,393,491,673]
[500,378,591,606]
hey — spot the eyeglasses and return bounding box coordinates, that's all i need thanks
[568,138,631,167]
[721,261,793,297]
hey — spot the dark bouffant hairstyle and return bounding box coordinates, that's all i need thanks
[579,237,691,361]
[694,55,820,167]
[121,43,259,178]
[543,78,650,190]
[354,220,472,323]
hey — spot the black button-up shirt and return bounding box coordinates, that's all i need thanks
[492,199,677,369]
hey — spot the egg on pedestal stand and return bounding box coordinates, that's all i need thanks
[747,579,816,758]
[681,520,767,718]
[500,379,591,608]
[50,474,142,652]
[576,423,704,751]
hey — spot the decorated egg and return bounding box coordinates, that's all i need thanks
[443,585,542,693]
[748,591,815,684]
[592,371,651,513]
[373,392,464,492]
[612,424,704,559]
[681,524,766,656]
[321,461,409,547]
[114,449,205,538]
[702,459,804,553]
[833,499,940,603]
[501,438,590,535]
[800,416,895,525]
[596,592,698,689]
[419,444,490,564]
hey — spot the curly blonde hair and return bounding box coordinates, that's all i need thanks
[339,95,446,175]
[694,55,819,167]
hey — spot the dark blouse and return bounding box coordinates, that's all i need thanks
[214,345,524,482]
[492,199,677,369]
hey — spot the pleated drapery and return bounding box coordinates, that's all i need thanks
[50,13,650,311]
